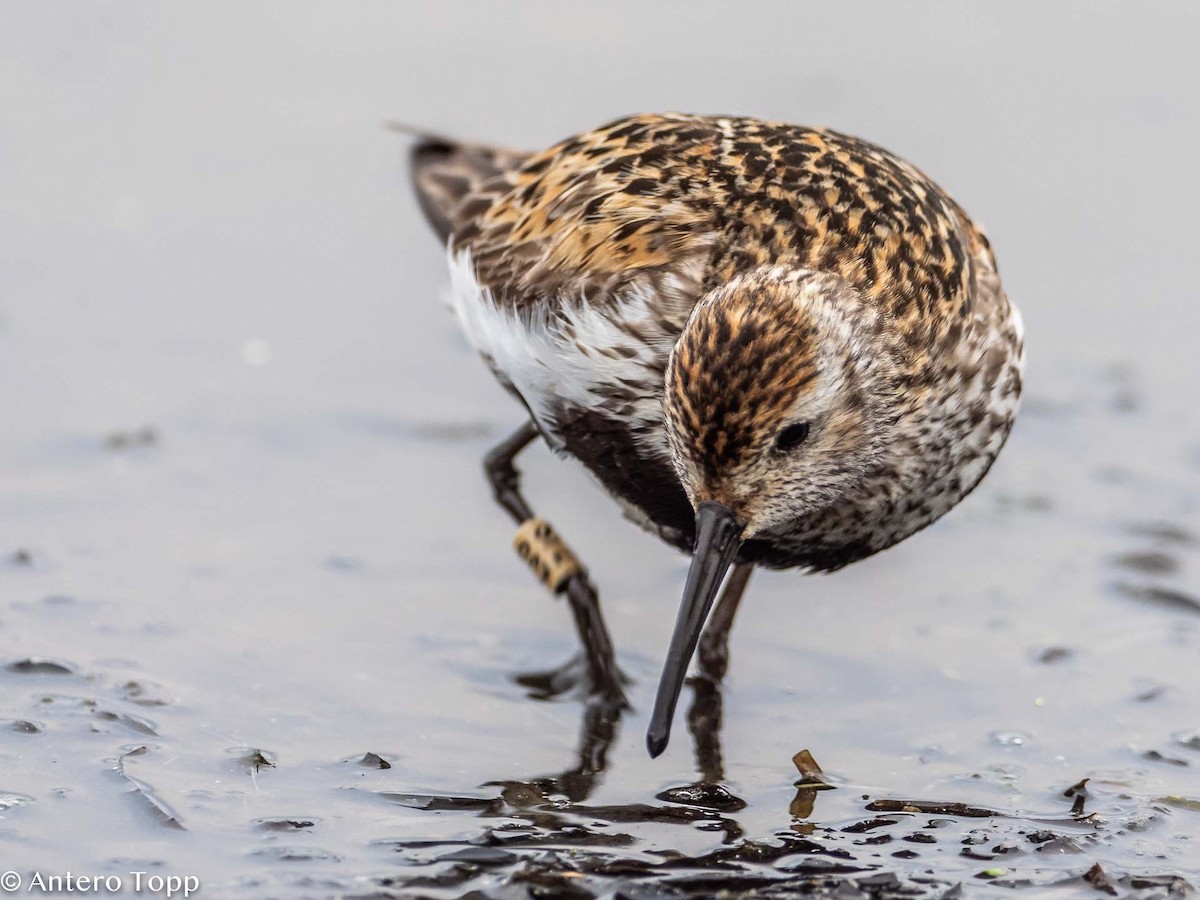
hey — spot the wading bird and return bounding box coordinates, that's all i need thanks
[407,113,1023,758]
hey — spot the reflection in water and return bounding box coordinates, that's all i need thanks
[507,560,756,811]
[486,693,623,806]
[506,568,842,831]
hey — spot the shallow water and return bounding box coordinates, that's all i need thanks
[2,3,1199,897]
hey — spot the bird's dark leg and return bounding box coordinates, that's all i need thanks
[484,421,626,707]
[697,563,754,683]
[483,421,538,523]
[687,563,754,783]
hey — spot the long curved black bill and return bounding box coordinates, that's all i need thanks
[646,501,743,758]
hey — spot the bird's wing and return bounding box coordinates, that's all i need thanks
[407,113,991,331]
[418,114,726,310]
[403,124,534,245]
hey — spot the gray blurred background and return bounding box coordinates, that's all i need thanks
[2,2,1198,891]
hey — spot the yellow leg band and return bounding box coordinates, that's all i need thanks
[513,517,583,594]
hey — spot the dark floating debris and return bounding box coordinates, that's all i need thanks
[5,658,76,675]
[105,427,158,450]
[1157,796,1200,812]
[231,748,276,772]
[841,817,899,834]
[1083,862,1119,896]
[1112,550,1179,576]
[655,782,746,812]
[5,719,42,734]
[1125,521,1197,546]
[865,799,998,818]
[379,792,502,814]
[790,749,836,819]
[254,817,317,831]
[1062,777,1089,817]
[357,752,391,770]
[9,549,32,566]
[791,749,831,785]
[1175,730,1200,752]
[94,709,158,736]
[113,746,184,831]
[1143,750,1189,767]
[438,846,518,866]
[119,681,169,707]
[1037,646,1073,664]
[1116,583,1200,615]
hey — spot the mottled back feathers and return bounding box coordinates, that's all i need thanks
[410,113,1023,571]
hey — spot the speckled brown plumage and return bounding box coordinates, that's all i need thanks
[411,112,1024,572]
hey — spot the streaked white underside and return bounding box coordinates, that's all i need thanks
[446,248,693,458]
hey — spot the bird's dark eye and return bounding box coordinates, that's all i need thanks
[774,422,811,453]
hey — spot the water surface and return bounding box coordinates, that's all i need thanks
[2,3,1198,896]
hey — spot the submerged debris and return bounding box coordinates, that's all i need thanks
[1176,730,1200,752]
[1142,750,1189,767]
[379,792,501,814]
[1112,550,1180,576]
[1037,646,1073,664]
[255,817,317,831]
[118,680,169,707]
[93,709,158,736]
[1157,796,1200,813]
[5,658,75,675]
[105,427,158,450]
[865,800,998,818]
[113,746,184,830]
[1116,583,1200,615]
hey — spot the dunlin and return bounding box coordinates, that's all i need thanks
[407,113,1024,757]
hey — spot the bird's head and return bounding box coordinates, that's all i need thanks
[647,265,896,756]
